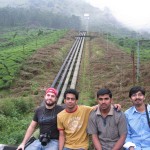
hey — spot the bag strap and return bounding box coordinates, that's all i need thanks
[145,104,150,128]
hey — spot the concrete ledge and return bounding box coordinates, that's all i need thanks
[0,145,17,150]
[0,144,5,150]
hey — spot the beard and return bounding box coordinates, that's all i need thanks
[134,98,143,107]
[100,104,110,110]
[45,99,56,107]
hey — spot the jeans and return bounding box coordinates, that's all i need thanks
[63,148,85,150]
[25,139,58,150]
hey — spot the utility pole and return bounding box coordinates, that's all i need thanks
[136,40,140,83]
[131,48,136,85]
[107,32,108,51]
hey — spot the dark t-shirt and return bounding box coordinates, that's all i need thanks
[33,105,64,139]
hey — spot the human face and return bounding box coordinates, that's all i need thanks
[44,92,57,107]
[130,91,145,107]
[97,94,112,111]
[64,93,78,111]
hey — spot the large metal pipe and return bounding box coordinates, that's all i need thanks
[57,36,83,104]
[70,32,86,89]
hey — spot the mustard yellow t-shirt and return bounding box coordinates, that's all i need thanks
[57,105,93,149]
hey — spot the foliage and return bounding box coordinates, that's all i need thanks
[106,33,150,61]
[0,97,34,116]
[0,97,35,144]
[0,27,67,89]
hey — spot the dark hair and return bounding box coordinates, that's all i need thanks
[97,88,112,98]
[64,89,79,100]
[129,86,145,98]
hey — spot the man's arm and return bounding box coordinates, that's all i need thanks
[59,130,65,150]
[92,104,122,111]
[92,134,102,150]
[123,113,136,150]
[112,111,127,150]
[112,134,126,150]
[16,120,37,150]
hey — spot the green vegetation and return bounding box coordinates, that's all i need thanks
[0,97,35,144]
[78,40,96,106]
[0,27,67,89]
[106,33,150,61]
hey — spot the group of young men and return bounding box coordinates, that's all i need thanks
[17,86,150,150]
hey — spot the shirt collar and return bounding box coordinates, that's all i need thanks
[96,105,114,116]
[132,106,138,114]
[132,104,150,114]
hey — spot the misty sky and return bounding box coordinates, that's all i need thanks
[87,0,150,29]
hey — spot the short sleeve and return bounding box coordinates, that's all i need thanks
[57,113,64,130]
[87,111,98,134]
[118,112,127,136]
[33,108,38,122]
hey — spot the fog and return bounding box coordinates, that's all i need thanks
[0,0,150,33]
[85,0,150,30]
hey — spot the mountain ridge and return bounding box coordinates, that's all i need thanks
[0,0,127,34]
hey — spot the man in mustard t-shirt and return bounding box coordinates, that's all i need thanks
[57,89,92,150]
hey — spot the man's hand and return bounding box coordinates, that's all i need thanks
[123,142,136,150]
[16,143,25,150]
[92,105,99,110]
[129,146,135,150]
[113,104,121,111]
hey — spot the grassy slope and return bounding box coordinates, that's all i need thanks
[77,32,150,110]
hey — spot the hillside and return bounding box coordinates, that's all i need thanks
[77,32,150,109]
[0,0,131,36]
[2,30,76,102]
[3,30,150,108]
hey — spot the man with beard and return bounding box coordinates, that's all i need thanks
[17,87,64,150]
[123,86,150,150]
[87,88,127,150]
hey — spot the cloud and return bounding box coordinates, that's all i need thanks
[87,0,150,29]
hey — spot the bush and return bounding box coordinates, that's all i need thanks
[0,114,7,130]
[0,97,35,144]
[0,99,18,117]
[0,115,32,144]
[0,97,34,117]
[14,97,34,114]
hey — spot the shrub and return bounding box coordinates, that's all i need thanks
[0,97,35,116]
[0,97,35,144]
[0,99,18,117]
[0,114,7,130]
[0,115,32,144]
[15,97,34,113]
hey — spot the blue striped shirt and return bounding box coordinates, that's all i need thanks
[125,104,150,150]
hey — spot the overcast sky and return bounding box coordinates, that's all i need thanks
[87,0,150,29]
